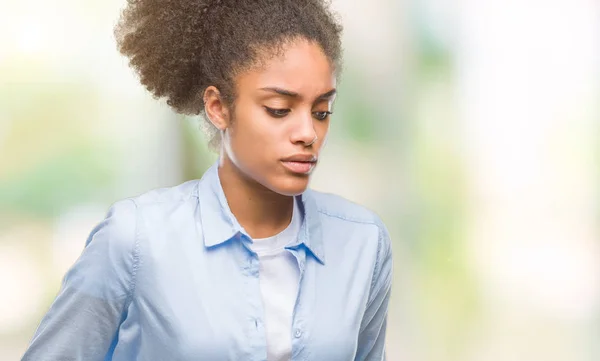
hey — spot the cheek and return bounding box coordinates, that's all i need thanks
[230,106,278,152]
[315,121,330,148]
[225,104,281,176]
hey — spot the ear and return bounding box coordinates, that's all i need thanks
[203,86,231,130]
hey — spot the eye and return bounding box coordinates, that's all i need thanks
[264,106,291,118]
[313,111,332,121]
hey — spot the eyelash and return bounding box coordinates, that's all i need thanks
[264,107,332,121]
[264,107,290,118]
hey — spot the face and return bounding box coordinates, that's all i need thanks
[207,38,337,196]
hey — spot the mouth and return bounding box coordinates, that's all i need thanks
[281,153,317,175]
[281,160,317,174]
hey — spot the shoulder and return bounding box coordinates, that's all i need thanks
[306,188,393,271]
[92,179,200,248]
[306,188,386,227]
[128,179,200,207]
[82,180,201,287]
[89,198,137,248]
[306,189,391,248]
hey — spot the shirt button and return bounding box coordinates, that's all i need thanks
[294,329,302,338]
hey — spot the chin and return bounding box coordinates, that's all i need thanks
[270,176,310,196]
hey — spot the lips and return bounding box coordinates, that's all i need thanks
[281,154,317,163]
[281,160,316,174]
[280,154,318,174]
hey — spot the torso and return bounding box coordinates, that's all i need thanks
[110,174,383,361]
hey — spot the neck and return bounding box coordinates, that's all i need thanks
[217,157,294,239]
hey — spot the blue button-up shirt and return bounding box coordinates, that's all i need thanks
[22,162,393,361]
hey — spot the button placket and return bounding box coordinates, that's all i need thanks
[289,246,307,359]
[238,234,265,359]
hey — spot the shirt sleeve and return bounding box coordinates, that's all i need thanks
[21,199,140,361]
[355,218,393,361]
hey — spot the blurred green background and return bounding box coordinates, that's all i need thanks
[1,0,599,360]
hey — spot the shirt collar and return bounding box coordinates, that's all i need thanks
[293,189,325,264]
[196,161,325,264]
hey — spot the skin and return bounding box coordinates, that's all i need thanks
[203,38,337,239]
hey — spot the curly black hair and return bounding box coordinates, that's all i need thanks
[114,0,343,149]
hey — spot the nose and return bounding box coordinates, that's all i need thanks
[290,112,317,146]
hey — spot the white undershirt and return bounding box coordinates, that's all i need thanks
[248,198,301,361]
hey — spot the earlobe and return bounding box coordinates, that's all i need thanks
[203,86,229,130]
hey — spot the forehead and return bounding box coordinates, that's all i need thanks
[236,39,336,96]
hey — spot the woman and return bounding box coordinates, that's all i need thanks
[22,0,393,360]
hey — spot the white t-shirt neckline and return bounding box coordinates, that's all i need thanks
[250,197,301,256]
[246,197,302,361]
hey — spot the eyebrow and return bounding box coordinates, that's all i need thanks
[259,87,337,101]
